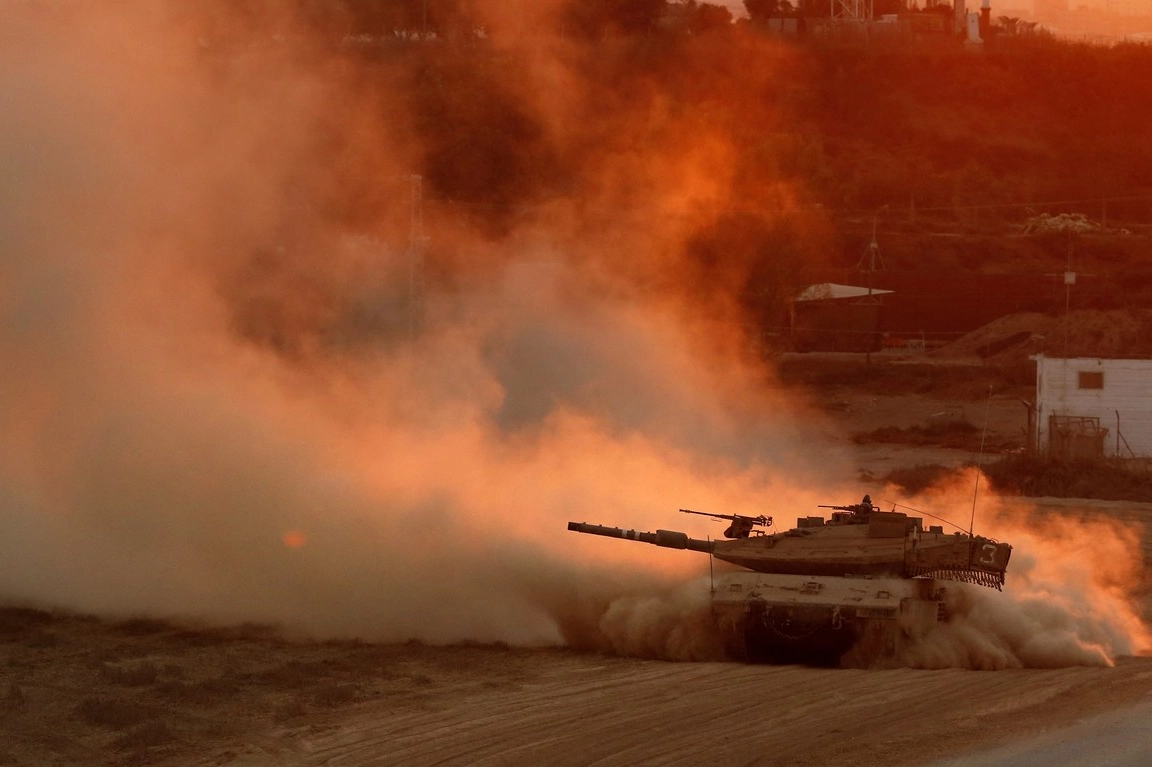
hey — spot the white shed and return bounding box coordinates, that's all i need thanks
[1033,355,1152,458]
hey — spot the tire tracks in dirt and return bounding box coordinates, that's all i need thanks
[212,657,1152,767]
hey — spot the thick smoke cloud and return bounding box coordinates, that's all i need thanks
[0,1,845,650]
[3,2,1147,669]
[894,475,1152,669]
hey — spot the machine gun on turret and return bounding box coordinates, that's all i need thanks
[679,509,773,539]
[819,494,875,518]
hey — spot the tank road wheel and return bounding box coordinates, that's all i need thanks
[743,603,855,666]
[840,619,904,669]
[723,625,750,662]
[714,608,750,662]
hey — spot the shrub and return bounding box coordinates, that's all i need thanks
[113,618,172,637]
[854,420,979,448]
[0,607,55,639]
[883,455,1152,501]
[984,455,1152,501]
[856,418,1024,452]
[881,463,958,494]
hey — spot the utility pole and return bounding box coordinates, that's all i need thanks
[858,209,886,365]
[408,174,428,338]
[1063,237,1075,358]
[832,0,874,23]
[863,213,885,294]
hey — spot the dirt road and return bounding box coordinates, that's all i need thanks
[204,653,1152,767]
[5,606,1151,767]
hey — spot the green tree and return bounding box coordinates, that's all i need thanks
[692,2,734,32]
[564,0,668,37]
[998,15,1020,34]
[744,0,790,20]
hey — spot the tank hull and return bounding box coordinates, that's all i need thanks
[711,572,946,666]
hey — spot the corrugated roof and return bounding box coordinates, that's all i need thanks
[794,283,894,302]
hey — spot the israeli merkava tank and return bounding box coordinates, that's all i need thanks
[568,497,1012,665]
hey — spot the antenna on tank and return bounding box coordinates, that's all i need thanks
[708,537,715,597]
[969,385,993,536]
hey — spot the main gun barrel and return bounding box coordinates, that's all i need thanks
[567,522,714,553]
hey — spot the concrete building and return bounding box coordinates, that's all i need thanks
[1032,355,1152,459]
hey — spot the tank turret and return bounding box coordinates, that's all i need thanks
[570,503,1010,589]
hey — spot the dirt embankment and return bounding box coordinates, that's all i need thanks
[930,309,1152,364]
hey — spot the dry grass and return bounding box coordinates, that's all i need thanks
[254,660,330,688]
[855,420,974,447]
[883,456,1152,502]
[777,357,1033,399]
[0,607,56,638]
[0,606,549,766]
[880,463,960,495]
[155,678,235,706]
[853,419,1022,452]
[984,455,1152,502]
[101,662,161,687]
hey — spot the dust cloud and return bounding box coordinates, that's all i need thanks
[5,2,1145,669]
[0,0,842,655]
[895,473,1152,669]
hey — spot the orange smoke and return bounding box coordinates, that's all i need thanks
[282,530,308,549]
[0,0,848,652]
[16,0,1136,673]
[894,471,1151,669]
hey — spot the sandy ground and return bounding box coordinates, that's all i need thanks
[3,357,1150,767]
[4,611,1152,767]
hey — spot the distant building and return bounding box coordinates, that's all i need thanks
[1032,355,1152,459]
[790,283,893,353]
